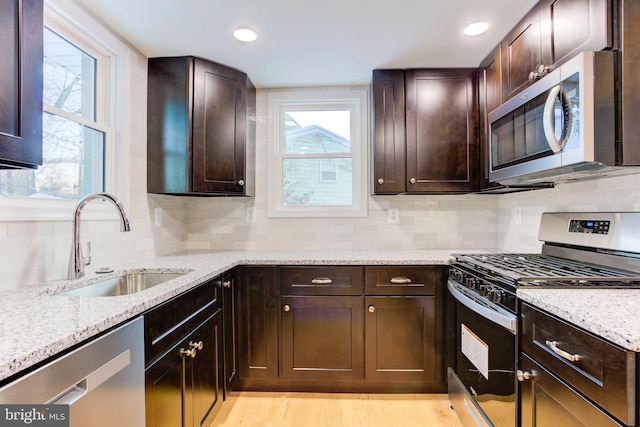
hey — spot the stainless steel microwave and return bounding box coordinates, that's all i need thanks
[488,51,619,184]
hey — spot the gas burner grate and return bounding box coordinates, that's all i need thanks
[454,253,640,283]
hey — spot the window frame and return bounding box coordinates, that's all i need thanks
[267,88,368,218]
[0,0,129,221]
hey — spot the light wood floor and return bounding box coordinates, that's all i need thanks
[213,392,464,427]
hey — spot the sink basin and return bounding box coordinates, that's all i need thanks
[57,272,186,297]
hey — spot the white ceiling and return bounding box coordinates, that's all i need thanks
[74,0,538,89]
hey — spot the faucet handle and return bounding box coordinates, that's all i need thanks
[84,241,92,266]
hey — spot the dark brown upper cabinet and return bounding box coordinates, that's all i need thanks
[371,68,479,194]
[405,69,479,193]
[501,0,612,101]
[147,56,255,195]
[0,0,43,169]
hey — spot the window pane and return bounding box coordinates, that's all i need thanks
[0,113,104,198]
[43,27,96,120]
[285,111,350,154]
[283,158,352,206]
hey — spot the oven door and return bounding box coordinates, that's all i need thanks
[447,281,517,427]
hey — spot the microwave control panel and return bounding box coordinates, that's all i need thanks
[569,219,610,234]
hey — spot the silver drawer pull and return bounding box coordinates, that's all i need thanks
[311,277,333,285]
[390,277,411,284]
[545,340,581,362]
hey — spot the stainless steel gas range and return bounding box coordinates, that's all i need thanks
[447,212,640,427]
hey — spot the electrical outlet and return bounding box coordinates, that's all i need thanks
[246,207,257,223]
[388,208,399,224]
[513,206,522,225]
[154,208,162,226]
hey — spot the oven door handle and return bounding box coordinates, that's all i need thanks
[448,281,517,334]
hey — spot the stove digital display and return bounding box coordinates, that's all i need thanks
[569,219,610,234]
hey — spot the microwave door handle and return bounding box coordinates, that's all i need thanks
[543,85,563,153]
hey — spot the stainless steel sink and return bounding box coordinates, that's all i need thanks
[56,272,186,297]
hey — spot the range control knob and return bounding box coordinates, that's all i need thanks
[479,285,490,297]
[488,288,503,304]
[465,277,478,290]
[449,269,464,283]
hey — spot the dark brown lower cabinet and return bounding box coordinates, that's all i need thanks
[236,266,278,384]
[364,296,438,384]
[519,354,622,427]
[280,295,364,381]
[234,265,446,393]
[519,303,635,427]
[145,309,223,427]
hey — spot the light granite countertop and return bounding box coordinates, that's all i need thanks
[0,249,457,383]
[517,288,640,352]
[3,249,640,384]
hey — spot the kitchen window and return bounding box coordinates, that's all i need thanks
[267,89,368,217]
[0,1,128,221]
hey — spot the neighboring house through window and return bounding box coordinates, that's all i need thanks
[268,89,368,217]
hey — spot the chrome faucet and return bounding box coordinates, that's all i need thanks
[68,192,131,279]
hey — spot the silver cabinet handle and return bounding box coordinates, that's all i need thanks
[377,178,384,185]
[368,305,375,313]
[545,340,581,362]
[189,340,203,350]
[238,179,245,186]
[409,177,417,184]
[311,277,332,285]
[222,280,232,288]
[179,348,196,358]
[516,370,534,381]
[283,304,291,312]
[390,277,411,284]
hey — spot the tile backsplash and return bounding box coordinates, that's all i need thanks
[498,173,640,253]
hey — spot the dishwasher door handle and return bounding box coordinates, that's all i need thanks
[48,349,131,405]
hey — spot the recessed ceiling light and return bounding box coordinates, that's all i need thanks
[463,21,490,36]
[234,28,258,43]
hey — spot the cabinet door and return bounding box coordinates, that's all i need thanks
[188,310,224,427]
[371,70,406,194]
[0,0,43,168]
[145,343,186,427]
[237,266,278,380]
[405,69,479,193]
[543,0,612,66]
[192,58,248,194]
[222,269,238,394]
[501,6,549,100]
[519,354,622,427]
[365,296,440,384]
[280,296,364,381]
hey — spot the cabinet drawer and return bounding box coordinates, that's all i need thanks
[521,303,635,425]
[280,266,364,295]
[365,266,438,295]
[144,278,221,365]
[520,354,623,427]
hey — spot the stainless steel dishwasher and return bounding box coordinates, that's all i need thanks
[0,317,145,426]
